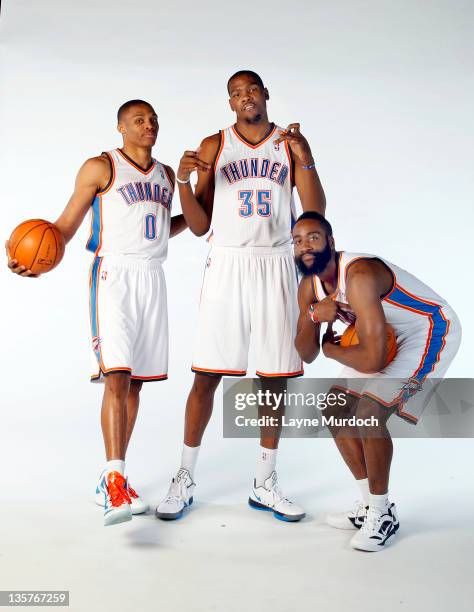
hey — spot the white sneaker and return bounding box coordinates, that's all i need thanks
[248,471,305,522]
[95,472,149,515]
[96,471,132,527]
[327,500,367,530]
[155,468,196,520]
[350,502,399,552]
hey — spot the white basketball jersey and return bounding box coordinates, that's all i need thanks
[86,149,173,261]
[211,124,296,247]
[312,252,454,381]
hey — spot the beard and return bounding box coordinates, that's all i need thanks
[295,240,333,276]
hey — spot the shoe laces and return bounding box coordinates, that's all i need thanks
[267,475,291,505]
[361,507,382,533]
[126,482,139,499]
[107,472,131,507]
[352,500,367,517]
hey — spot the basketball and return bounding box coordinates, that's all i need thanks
[7,219,65,275]
[340,323,397,368]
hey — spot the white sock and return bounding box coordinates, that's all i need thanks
[356,478,370,505]
[369,492,389,512]
[255,446,278,487]
[105,459,125,476]
[180,444,200,479]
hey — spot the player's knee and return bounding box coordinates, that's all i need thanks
[191,373,221,399]
[129,379,143,395]
[104,372,130,397]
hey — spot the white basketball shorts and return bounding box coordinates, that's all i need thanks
[89,256,168,382]
[336,307,462,423]
[192,246,303,378]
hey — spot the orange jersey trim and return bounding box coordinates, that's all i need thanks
[97,152,116,196]
[256,368,304,378]
[231,124,277,149]
[161,164,175,190]
[213,130,225,173]
[116,148,157,175]
[284,140,294,186]
[192,365,246,376]
[131,374,168,381]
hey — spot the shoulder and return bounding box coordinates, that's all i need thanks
[346,258,388,297]
[199,132,222,161]
[77,154,111,188]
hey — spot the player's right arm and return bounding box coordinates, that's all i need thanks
[53,155,110,243]
[176,134,220,237]
[6,155,109,276]
[295,276,321,363]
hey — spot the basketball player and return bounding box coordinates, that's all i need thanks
[6,100,186,526]
[156,71,326,522]
[293,211,461,550]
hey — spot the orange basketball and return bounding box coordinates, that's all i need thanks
[7,219,65,275]
[340,323,397,368]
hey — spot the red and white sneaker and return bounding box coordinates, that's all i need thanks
[95,472,149,515]
[96,471,132,526]
[125,480,149,515]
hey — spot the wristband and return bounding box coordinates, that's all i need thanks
[301,163,316,170]
[309,304,319,323]
[176,176,190,185]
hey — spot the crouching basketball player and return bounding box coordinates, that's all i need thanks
[156,71,326,522]
[6,100,186,526]
[293,211,461,551]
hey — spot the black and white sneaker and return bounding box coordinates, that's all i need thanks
[326,500,367,530]
[350,502,399,552]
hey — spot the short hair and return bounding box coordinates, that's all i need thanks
[227,70,264,94]
[117,99,155,122]
[294,211,333,236]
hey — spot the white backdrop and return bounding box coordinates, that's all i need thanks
[0,0,472,504]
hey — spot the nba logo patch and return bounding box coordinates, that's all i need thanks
[160,169,165,180]
[273,141,280,151]
[206,257,211,268]
[399,377,423,404]
[92,336,102,351]
[101,270,107,281]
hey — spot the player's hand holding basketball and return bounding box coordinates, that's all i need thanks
[274,123,314,165]
[321,324,341,357]
[309,293,338,323]
[5,241,37,277]
[177,148,212,182]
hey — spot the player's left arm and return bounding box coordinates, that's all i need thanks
[274,123,326,215]
[164,165,188,238]
[322,261,388,373]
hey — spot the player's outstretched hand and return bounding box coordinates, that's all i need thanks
[4,241,38,277]
[309,293,338,323]
[274,123,313,164]
[177,148,211,182]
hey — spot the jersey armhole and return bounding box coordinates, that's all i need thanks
[284,141,296,188]
[345,257,395,299]
[213,130,224,174]
[162,164,175,191]
[96,152,115,196]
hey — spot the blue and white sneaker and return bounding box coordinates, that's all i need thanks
[155,468,195,520]
[327,500,368,530]
[96,471,132,527]
[95,472,149,515]
[350,502,399,551]
[248,471,305,522]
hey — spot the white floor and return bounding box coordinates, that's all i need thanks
[1,438,473,612]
